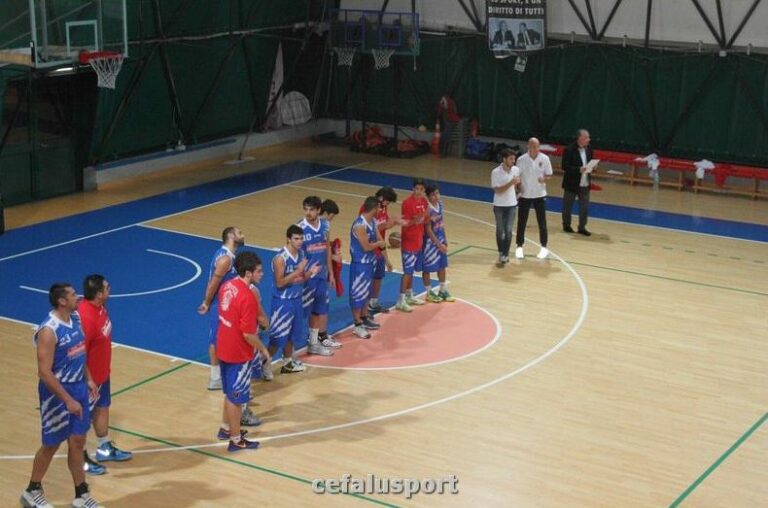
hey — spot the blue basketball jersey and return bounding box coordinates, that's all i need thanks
[34,311,87,384]
[272,247,305,300]
[350,215,377,264]
[209,245,236,301]
[298,217,330,278]
[425,201,446,244]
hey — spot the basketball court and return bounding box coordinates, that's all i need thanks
[1,2,767,507]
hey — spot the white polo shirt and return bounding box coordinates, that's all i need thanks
[516,152,553,199]
[491,164,521,206]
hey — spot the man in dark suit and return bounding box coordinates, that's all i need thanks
[492,20,515,49]
[561,129,593,236]
[516,23,542,48]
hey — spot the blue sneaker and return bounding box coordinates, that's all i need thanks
[228,437,260,452]
[217,428,248,441]
[95,441,133,462]
[83,451,106,475]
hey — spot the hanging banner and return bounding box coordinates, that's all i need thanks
[487,0,546,55]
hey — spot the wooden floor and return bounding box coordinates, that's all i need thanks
[1,141,766,507]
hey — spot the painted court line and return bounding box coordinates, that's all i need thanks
[19,248,203,298]
[0,169,587,464]
[310,176,768,245]
[0,162,366,264]
[669,412,768,507]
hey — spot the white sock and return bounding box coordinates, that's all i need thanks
[309,328,319,345]
[398,293,406,305]
[210,365,221,380]
[406,289,413,298]
[97,435,109,447]
[370,298,378,306]
[221,422,230,430]
[439,282,447,292]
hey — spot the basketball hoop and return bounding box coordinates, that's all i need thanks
[334,46,356,67]
[371,48,395,70]
[79,51,124,89]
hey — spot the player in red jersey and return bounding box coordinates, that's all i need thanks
[396,178,429,312]
[216,251,270,452]
[358,187,396,314]
[78,275,132,476]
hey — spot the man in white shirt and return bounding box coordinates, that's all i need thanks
[491,149,521,266]
[515,137,552,260]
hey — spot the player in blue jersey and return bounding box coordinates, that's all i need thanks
[264,224,321,379]
[197,227,244,391]
[422,184,455,303]
[299,196,341,356]
[21,283,103,508]
[349,197,388,339]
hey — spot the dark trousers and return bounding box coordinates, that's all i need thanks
[493,205,516,257]
[439,119,455,157]
[562,187,590,230]
[516,197,547,247]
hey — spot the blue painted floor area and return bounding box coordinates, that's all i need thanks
[325,168,768,242]
[0,159,764,365]
[0,161,344,260]
[0,225,409,362]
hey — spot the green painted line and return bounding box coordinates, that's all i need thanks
[684,250,696,254]
[111,362,193,398]
[641,243,652,247]
[620,240,631,244]
[669,412,768,507]
[447,245,473,257]
[755,260,765,264]
[663,246,674,250]
[109,425,402,508]
[466,245,768,297]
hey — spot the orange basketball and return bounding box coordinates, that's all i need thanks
[388,231,401,248]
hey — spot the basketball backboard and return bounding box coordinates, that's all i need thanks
[0,0,127,69]
[328,8,420,56]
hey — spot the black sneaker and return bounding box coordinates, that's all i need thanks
[563,225,575,233]
[362,316,380,330]
[368,302,390,314]
[83,451,106,475]
[577,229,592,236]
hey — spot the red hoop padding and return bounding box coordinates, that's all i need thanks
[78,51,121,65]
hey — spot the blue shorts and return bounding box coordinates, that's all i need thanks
[220,360,253,405]
[302,277,330,316]
[208,308,219,347]
[39,381,90,446]
[349,262,374,310]
[373,256,386,280]
[401,250,423,275]
[89,379,111,411]
[267,297,305,351]
[422,241,449,272]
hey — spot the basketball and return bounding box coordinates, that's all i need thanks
[388,231,401,248]
[418,124,428,132]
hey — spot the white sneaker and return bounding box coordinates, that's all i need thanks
[262,364,274,381]
[20,489,54,508]
[71,493,104,508]
[515,247,524,259]
[406,295,425,306]
[502,255,510,263]
[395,301,413,312]
[207,377,222,390]
[537,247,549,259]
[321,337,342,348]
[307,342,334,356]
[497,255,505,266]
[352,325,371,339]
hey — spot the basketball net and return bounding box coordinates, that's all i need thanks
[372,48,395,70]
[334,47,356,67]
[80,52,124,89]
